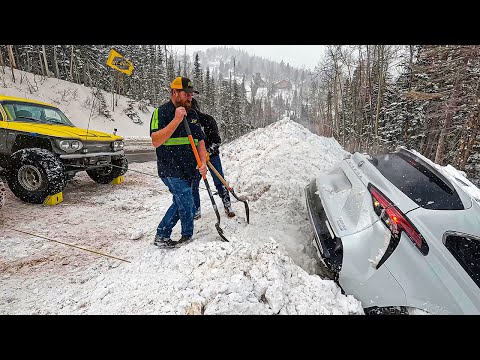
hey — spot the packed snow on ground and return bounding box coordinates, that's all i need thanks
[0,118,364,315]
[123,136,155,152]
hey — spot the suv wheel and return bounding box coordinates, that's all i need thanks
[7,148,66,204]
[363,306,408,315]
[86,155,128,184]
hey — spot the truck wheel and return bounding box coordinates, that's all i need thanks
[6,148,66,204]
[0,179,5,210]
[86,155,128,184]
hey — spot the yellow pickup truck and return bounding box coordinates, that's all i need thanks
[0,95,128,204]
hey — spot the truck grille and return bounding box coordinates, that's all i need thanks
[84,142,112,153]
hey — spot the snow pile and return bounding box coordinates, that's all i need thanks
[42,240,362,315]
[220,117,349,273]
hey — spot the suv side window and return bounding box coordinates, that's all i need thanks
[445,233,480,289]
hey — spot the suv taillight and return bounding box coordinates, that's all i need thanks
[368,183,429,255]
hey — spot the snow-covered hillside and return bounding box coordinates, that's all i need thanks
[0,68,153,138]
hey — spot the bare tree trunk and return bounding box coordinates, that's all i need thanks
[0,47,4,67]
[52,45,60,79]
[366,45,373,128]
[327,90,333,137]
[408,45,414,91]
[375,45,385,146]
[7,45,17,68]
[461,115,479,169]
[38,52,45,76]
[26,51,31,73]
[435,66,464,165]
[41,45,49,77]
[7,45,16,82]
[69,45,74,81]
[339,76,345,146]
[75,58,81,84]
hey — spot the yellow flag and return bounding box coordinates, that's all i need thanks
[106,48,134,76]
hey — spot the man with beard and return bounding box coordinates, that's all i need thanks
[150,77,207,248]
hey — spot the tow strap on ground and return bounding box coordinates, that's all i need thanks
[5,227,131,263]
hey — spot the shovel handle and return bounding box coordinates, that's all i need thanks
[182,117,206,180]
[207,161,232,191]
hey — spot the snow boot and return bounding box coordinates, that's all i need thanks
[194,208,201,220]
[224,205,235,218]
[176,235,193,246]
[153,235,176,248]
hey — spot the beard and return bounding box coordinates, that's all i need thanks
[173,94,192,111]
[183,99,192,111]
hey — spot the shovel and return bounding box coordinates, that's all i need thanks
[183,117,228,242]
[206,160,250,224]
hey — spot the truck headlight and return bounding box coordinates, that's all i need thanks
[113,140,124,151]
[57,139,83,153]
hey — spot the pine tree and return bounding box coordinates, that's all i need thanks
[193,53,203,100]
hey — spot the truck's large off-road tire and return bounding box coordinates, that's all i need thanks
[86,155,128,184]
[0,179,5,210]
[6,148,66,204]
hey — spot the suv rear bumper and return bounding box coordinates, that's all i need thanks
[305,179,343,275]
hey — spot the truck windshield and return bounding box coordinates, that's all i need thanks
[1,101,74,126]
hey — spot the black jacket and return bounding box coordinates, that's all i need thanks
[150,100,205,179]
[191,99,222,156]
[196,111,221,156]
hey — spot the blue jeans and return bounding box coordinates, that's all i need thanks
[157,177,195,238]
[192,154,231,213]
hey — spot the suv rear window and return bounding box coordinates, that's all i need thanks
[371,152,464,210]
[445,234,480,289]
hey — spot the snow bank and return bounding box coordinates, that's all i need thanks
[220,117,349,273]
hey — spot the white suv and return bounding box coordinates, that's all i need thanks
[305,147,480,314]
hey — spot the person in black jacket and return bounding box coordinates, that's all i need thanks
[191,98,235,219]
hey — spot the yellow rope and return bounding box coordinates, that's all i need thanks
[4,227,131,263]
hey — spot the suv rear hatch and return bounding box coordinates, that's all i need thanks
[316,148,469,239]
[315,157,380,238]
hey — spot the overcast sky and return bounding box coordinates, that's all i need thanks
[171,45,326,70]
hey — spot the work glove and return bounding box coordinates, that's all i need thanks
[207,143,220,155]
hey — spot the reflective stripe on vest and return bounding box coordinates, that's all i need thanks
[163,137,199,146]
[150,108,159,131]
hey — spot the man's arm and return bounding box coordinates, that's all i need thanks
[151,107,187,148]
[197,140,207,176]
